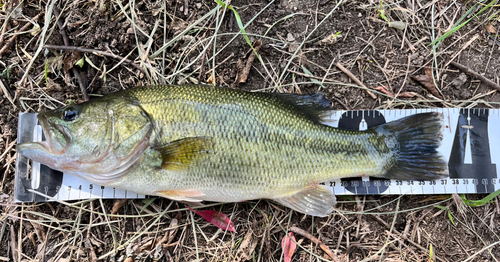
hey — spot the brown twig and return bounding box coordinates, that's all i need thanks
[0,14,10,48]
[450,61,500,92]
[289,226,336,261]
[198,47,208,80]
[286,69,343,84]
[335,62,377,99]
[0,80,16,110]
[44,45,146,75]
[0,13,43,58]
[183,0,189,16]
[86,201,97,262]
[10,224,17,262]
[488,34,500,47]
[52,7,89,101]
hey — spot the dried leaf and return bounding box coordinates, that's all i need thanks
[372,86,394,97]
[187,206,236,232]
[234,230,258,262]
[206,74,218,85]
[281,232,297,262]
[45,55,64,74]
[411,68,443,99]
[62,51,83,73]
[318,32,342,45]
[45,78,63,92]
[485,23,497,34]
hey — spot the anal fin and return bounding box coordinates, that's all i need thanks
[273,185,336,217]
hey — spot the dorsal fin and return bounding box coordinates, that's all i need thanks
[271,93,333,124]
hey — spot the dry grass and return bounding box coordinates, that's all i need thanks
[1,0,500,261]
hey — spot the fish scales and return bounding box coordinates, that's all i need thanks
[18,85,447,216]
[126,86,382,197]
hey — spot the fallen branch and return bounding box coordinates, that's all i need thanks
[335,62,377,99]
[450,61,500,92]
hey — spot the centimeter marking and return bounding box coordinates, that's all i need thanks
[328,177,497,196]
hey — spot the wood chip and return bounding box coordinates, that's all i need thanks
[485,23,497,34]
[233,39,263,86]
[110,199,128,216]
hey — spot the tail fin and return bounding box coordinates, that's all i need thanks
[374,112,448,180]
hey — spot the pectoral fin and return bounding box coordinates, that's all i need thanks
[156,189,205,202]
[156,137,213,170]
[273,184,336,217]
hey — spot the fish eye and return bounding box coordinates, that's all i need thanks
[62,107,78,122]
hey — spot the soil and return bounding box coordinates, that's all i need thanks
[1,0,499,261]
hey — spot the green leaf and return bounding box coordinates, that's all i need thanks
[447,211,456,226]
[44,60,49,82]
[461,188,500,207]
[84,55,100,71]
[430,0,496,46]
[377,1,389,23]
[301,65,323,88]
[0,67,10,79]
[434,205,447,210]
[264,13,306,37]
[337,195,354,202]
[75,57,85,68]
[216,0,258,57]
[140,198,156,213]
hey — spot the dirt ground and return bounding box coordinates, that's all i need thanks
[1,0,500,261]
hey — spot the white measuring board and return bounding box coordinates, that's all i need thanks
[14,108,500,202]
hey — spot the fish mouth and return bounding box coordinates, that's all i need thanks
[38,114,71,155]
[17,140,51,155]
[17,114,70,163]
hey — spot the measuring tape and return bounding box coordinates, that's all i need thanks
[14,108,500,202]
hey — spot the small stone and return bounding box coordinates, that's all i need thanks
[287,33,295,42]
[451,73,468,88]
[389,21,406,30]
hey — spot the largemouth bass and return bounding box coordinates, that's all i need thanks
[18,85,447,217]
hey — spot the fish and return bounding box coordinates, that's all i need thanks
[18,85,448,217]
